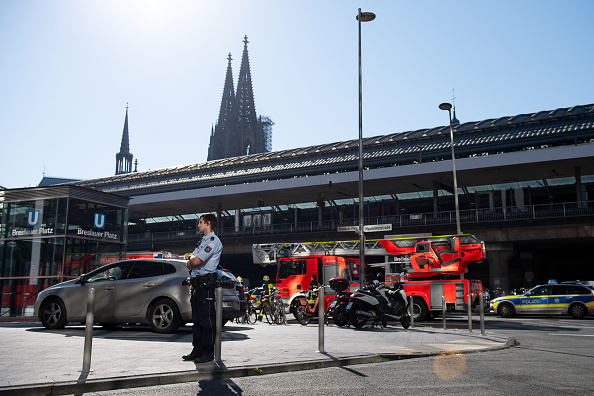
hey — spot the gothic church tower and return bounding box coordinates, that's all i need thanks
[115,105,134,175]
[208,36,273,161]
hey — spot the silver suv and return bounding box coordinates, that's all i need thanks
[34,259,241,333]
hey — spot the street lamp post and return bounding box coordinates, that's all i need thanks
[439,102,462,235]
[357,8,375,286]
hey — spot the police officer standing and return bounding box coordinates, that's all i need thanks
[183,213,223,363]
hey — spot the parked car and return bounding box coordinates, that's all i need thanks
[221,269,246,313]
[34,259,242,333]
[249,286,264,308]
[490,283,594,319]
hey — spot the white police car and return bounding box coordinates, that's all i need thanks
[490,283,594,319]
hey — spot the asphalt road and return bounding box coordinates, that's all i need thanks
[85,315,594,395]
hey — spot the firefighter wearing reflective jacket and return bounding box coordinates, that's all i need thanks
[308,274,320,304]
[258,275,274,321]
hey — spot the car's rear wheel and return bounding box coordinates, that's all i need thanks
[569,303,586,319]
[40,298,68,329]
[498,302,515,318]
[149,299,181,333]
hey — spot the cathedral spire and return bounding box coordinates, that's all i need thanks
[116,104,134,175]
[218,53,235,130]
[236,35,257,123]
[208,53,237,161]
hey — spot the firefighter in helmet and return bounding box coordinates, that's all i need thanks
[258,275,274,321]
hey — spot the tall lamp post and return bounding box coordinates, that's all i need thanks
[357,8,375,286]
[439,102,462,235]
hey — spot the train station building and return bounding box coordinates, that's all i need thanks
[76,102,594,294]
[1,98,593,317]
[0,186,128,316]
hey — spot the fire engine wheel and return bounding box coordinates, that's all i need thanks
[411,297,429,322]
[291,300,301,320]
[498,302,516,318]
[40,298,68,330]
[348,302,368,328]
[332,305,349,327]
[295,305,311,326]
[569,303,586,319]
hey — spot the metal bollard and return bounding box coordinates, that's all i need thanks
[317,286,325,353]
[81,288,96,373]
[467,293,472,332]
[442,296,446,330]
[408,295,414,328]
[215,287,223,362]
[479,292,485,335]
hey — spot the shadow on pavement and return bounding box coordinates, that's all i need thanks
[25,323,253,343]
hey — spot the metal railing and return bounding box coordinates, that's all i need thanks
[127,200,594,243]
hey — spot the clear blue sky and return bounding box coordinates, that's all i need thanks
[1,0,593,188]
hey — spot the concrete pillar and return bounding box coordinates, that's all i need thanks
[433,181,439,216]
[318,193,323,228]
[216,203,222,227]
[575,167,587,206]
[501,189,508,219]
[487,242,516,295]
[235,210,240,232]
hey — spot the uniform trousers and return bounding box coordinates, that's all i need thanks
[190,285,216,358]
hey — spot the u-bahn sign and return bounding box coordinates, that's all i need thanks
[337,224,392,233]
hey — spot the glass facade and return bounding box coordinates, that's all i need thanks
[0,186,129,317]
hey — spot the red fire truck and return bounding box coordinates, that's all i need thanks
[378,235,486,320]
[252,235,486,321]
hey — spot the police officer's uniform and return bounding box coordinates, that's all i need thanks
[187,231,223,362]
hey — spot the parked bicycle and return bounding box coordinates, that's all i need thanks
[293,285,328,326]
[236,288,258,324]
[260,287,287,325]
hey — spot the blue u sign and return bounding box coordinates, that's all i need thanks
[94,213,106,229]
[27,211,40,226]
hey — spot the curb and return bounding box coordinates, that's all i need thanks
[0,336,517,396]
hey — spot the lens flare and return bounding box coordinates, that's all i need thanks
[433,352,467,381]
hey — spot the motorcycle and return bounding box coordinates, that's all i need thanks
[326,277,352,327]
[345,275,411,329]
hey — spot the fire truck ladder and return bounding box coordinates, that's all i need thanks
[253,240,398,266]
[252,234,476,267]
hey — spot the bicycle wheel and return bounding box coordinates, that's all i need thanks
[295,304,311,326]
[246,304,258,324]
[264,304,275,324]
[275,301,287,325]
